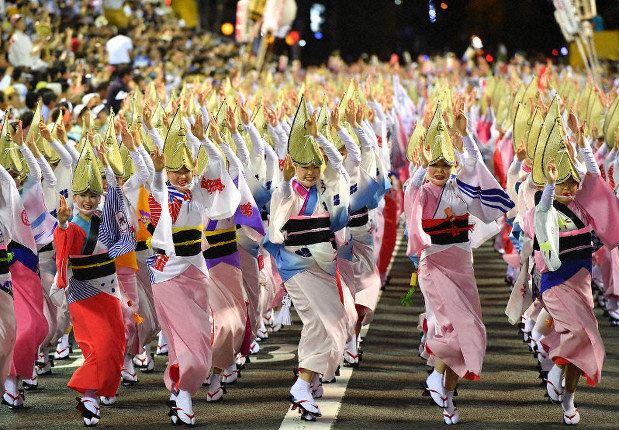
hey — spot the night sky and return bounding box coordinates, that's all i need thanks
[220,0,619,64]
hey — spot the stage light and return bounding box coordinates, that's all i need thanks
[299,39,306,47]
[314,32,323,40]
[472,36,483,49]
[285,31,300,46]
[560,47,568,56]
[440,2,448,9]
[552,49,558,56]
[485,54,493,62]
[429,1,436,23]
[221,22,234,36]
[395,0,402,5]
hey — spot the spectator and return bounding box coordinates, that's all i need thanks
[105,65,132,113]
[105,28,133,66]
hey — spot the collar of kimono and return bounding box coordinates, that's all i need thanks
[168,186,192,202]
[292,179,317,216]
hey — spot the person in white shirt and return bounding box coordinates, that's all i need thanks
[105,28,133,65]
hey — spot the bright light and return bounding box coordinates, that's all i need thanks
[395,0,402,5]
[485,54,493,62]
[299,39,306,47]
[221,22,234,36]
[314,32,323,40]
[472,36,483,49]
[440,2,448,9]
[429,0,436,23]
[552,48,558,56]
[285,31,300,46]
[310,3,326,33]
[560,47,568,56]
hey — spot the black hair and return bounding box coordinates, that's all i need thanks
[20,111,34,129]
[25,91,39,109]
[50,107,64,123]
[41,89,57,106]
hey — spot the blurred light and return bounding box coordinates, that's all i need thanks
[221,22,234,36]
[310,3,326,33]
[394,0,402,5]
[314,32,323,39]
[422,54,430,61]
[485,54,493,62]
[429,1,436,23]
[285,30,300,46]
[560,47,568,56]
[472,36,483,49]
[440,2,448,9]
[552,48,559,56]
[299,39,306,47]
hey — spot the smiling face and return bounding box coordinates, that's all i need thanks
[427,159,453,186]
[295,163,321,188]
[74,189,101,215]
[167,166,193,191]
[554,177,579,205]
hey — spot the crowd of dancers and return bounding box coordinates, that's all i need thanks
[0,50,618,427]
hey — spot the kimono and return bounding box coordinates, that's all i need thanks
[8,146,51,381]
[527,152,619,386]
[0,166,20,388]
[205,140,264,370]
[404,134,514,380]
[54,168,133,397]
[265,134,350,379]
[146,137,240,396]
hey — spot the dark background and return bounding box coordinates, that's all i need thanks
[209,0,619,64]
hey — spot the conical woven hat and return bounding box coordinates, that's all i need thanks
[604,93,619,148]
[287,95,323,167]
[407,121,425,163]
[425,102,455,166]
[73,140,103,195]
[0,114,23,174]
[29,99,60,163]
[526,107,543,160]
[163,109,194,172]
[317,98,332,143]
[250,101,274,148]
[532,115,579,186]
[512,101,532,152]
[119,140,135,182]
[102,110,124,177]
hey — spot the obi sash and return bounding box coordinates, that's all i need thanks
[203,227,239,260]
[421,213,473,245]
[153,226,203,257]
[69,252,116,281]
[283,216,334,247]
[348,207,369,228]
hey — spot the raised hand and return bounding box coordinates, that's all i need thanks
[57,195,72,224]
[567,108,579,135]
[226,105,237,132]
[420,137,431,169]
[151,145,165,172]
[121,125,136,151]
[27,134,42,158]
[192,113,205,141]
[10,120,23,146]
[143,103,154,130]
[306,111,318,138]
[56,122,67,144]
[239,101,250,125]
[546,157,557,184]
[39,120,53,142]
[96,143,109,167]
[330,103,342,131]
[516,139,527,162]
[283,154,295,181]
[208,113,222,144]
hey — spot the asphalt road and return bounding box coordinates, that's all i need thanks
[1,234,617,429]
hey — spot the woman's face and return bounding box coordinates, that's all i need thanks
[167,166,193,190]
[295,164,321,188]
[554,177,579,205]
[74,189,100,214]
[427,160,452,186]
